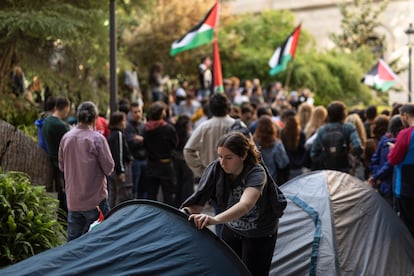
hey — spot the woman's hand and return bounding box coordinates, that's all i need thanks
[188,214,218,230]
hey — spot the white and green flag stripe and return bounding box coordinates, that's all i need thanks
[268,24,301,76]
[363,59,398,92]
[170,2,219,57]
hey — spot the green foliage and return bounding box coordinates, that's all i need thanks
[0,97,39,128]
[0,170,66,267]
[17,124,38,143]
[218,10,300,82]
[0,1,110,109]
[318,54,374,106]
[287,47,378,106]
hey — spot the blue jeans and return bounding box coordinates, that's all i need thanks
[131,159,147,198]
[67,199,110,242]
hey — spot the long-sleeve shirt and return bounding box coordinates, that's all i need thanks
[184,116,235,177]
[387,126,414,198]
[388,126,414,165]
[108,128,132,175]
[42,115,70,167]
[370,135,394,196]
[59,124,114,211]
[124,120,146,160]
[388,126,414,199]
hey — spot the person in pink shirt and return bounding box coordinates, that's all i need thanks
[59,101,114,241]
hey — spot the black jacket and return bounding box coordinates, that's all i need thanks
[108,128,133,175]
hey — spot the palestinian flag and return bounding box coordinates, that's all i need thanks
[268,24,301,76]
[213,39,224,93]
[363,59,398,92]
[170,2,219,57]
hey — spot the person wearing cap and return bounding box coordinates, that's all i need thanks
[59,101,114,241]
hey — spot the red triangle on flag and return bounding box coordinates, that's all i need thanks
[204,2,219,28]
[378,59,397,81]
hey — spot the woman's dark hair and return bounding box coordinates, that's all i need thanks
[175,114,192,150]
[388,115,404,138]
[77,101,98,124]
[108,111,126,129]
[147,101,166,121]
[327,101,347,123]
[217,132,261,168]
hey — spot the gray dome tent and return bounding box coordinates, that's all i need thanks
[1,200,251,275]
[271,170,414,275]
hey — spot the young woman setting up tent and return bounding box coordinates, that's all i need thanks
[181,131,286,276]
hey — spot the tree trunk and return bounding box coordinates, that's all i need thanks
[0,44,15,93]
[0,120,54,190]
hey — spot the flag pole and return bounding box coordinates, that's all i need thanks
[284,61,294,92]
[212,0,224,94]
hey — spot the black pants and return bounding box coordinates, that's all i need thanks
[53,166,67,215]
[144,161,175,206]
[221,225,277,276]
[173,158,194,208]
[396,197,414,237]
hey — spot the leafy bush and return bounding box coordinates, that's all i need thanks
[0,170,66,267]
[17,124,38,143]
[0,96,40,143]
[0,97,39,127]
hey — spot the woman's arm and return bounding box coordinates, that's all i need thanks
[189,187,261,230]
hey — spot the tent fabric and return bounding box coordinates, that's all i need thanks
[271,170,414,276]
[1,200,251,276]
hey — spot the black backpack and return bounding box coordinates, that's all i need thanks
[320,124,349,170]
[227,119,252,139]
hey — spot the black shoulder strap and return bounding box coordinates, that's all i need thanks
[260,162,287,218]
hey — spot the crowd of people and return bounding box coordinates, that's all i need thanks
[31,58,414,275]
